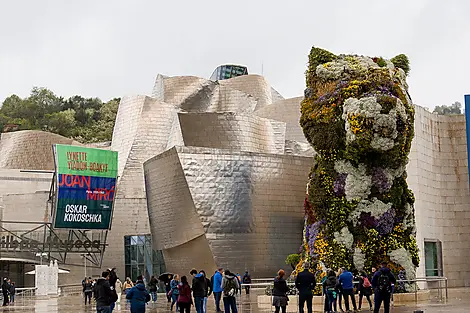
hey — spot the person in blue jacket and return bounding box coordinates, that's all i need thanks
[126,276,151,313]
[338,267,357,312]
[212,268,224,313]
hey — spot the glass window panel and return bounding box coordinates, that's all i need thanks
[124,236,131,246]
[125,245,131,265]
[131,236,138,245]
[131,265,139,282]
[125,265,131,280]
[130,245,138,264]
[424,241,441,277]
[137,244,145,264]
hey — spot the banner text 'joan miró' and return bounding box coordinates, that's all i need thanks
[53,145,118,230]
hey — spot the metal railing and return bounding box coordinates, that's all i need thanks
[58,284,83,296]
[240,276,449,304]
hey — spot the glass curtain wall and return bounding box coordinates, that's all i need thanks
[124,235,166,282]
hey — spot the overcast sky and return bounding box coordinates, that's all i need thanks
[0,0,468,108]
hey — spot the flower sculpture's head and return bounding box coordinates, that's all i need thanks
[300,47,414,168]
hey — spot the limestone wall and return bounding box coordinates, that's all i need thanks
[407,106,470,287]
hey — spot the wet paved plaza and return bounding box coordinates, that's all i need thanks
[0,289,468,313]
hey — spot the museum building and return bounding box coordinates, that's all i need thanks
[0,66,470,287]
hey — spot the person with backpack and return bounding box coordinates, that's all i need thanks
[339,267,358,312]
[190,269,207,313]
[222,270,240,313]
[170,275,180,311]
[335,268,344,313]
[371,262,396,313]
[358,271,373,311]
[126,275,151,313]
[178,276,193,313]
[148,276,159,303]
[83,278,93,305]
[323,270,338,313]
[242,271,251,295]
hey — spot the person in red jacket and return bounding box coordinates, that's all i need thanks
[178,276,192,313]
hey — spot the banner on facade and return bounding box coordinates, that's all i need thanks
[53,144,118,229]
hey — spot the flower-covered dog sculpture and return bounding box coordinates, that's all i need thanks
[299,47,419,289]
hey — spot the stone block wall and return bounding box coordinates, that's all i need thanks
[407,106,470,287]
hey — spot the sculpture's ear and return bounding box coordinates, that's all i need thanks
[390,54,410,76]
[308,46,337,69]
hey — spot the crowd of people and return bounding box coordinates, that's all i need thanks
[79,267,251,313]
[1,278,15,307]
[291,261,396,313]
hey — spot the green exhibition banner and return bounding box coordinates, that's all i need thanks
[53,144,118,230]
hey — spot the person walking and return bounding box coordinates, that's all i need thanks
[212,268,224,313]
[295,263,316,313]
[170,275,180,311]
[178,276,192,313]
[108,268,118,312]
[166,274,173,303]
[8,282,15,304]
[84,278,93,305]
[339,267,357,312]
[199,270,212,313]
[126,275,151,313]
[336,269,344,313]
[191,269,207,313]
[2,278,9,307]
[115,278,123,304]
[242,271,251,295]
[222,270,239,313]
[236,273,242,295]
[358,271,373,311]
[371,262,396,313]
[123,277,134,303]
[323,270,338,313]
[148,276,159,303]
[94,271,114,313]
[272,269,289,313]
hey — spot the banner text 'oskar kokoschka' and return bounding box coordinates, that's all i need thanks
[53,145,118,229]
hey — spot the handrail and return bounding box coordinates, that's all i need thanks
[240,276,448,304]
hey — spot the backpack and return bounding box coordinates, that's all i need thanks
[223,278,237,297]
[377,272,391,293]
[362,277,371,288]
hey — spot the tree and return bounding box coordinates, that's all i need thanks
[285,254,301,270]
[0,88,120,143]
[433,101,462,115]
[44,109,77,138]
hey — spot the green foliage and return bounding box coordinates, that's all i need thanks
[0,87,119,143]
[433,101,462,115]
[390,54,410,76]
[285,254,301,270]
[299,48,418,283]
[306,47,337,87]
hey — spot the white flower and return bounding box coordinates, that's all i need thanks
[353,248,366,271]
[349,198,392,226]
[316,60,350,80]
[403,203,416,233]
[389,248,416,282]
[343,97,382,119]
[335,160,372,201]
[334,227,354,250]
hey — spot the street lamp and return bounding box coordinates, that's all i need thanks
[81,253,91,277]
[35,252,48,265]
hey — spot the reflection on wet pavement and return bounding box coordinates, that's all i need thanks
[0,288,469,313]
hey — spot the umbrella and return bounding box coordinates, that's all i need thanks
[158,272,173,281]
